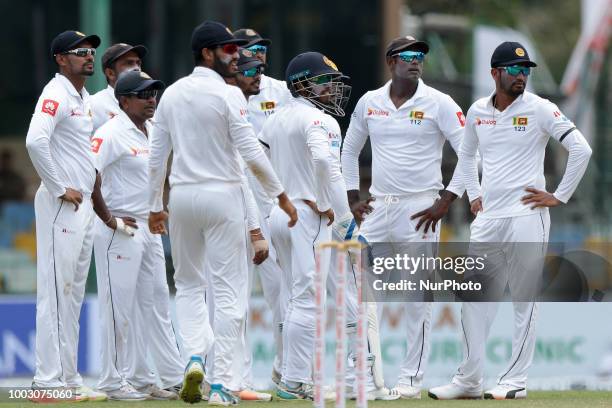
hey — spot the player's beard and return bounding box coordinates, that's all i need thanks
[213,53,237,78]
[502,74,526,97]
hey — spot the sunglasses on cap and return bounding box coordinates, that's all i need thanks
[62,48,96,57]
[120,89,159,99]
[247,45,267,54]
[241,66,265,78]
[499,65,531,76]
[393,50,425,62]
[217,44,239,54]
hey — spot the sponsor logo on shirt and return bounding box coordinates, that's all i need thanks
[512,117,528,126]
[367,108,389,116]
[328,132,340,148]
[476,117,496,125]
[91,137,103,153]
[116,254,132,261]
[260,101,276,111]
[239,108,248,116]
[70,109,85,117]
[130,147,150,156]
[42,99,59,116]
[456,112,465,127]
[409,110,424,119]
[108,112,117,119]
[61,228,76,234]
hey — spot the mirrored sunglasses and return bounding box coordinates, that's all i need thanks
[62,48,96,57]
[218,44,239,54]
[394,50,425,62]
[248,45,267,54]
[242,66,265,77]
[311,74,334,85]
[501,65,531,76]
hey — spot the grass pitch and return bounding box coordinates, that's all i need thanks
[1,391,611,408]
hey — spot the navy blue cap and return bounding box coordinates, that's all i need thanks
[491,41,537,68]
[114,70,165,98]
[191,21,248,53]
[51,30,100,57]
[237,48,264,71]
[102,43,148,69]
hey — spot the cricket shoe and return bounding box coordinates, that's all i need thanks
[276,382,314,400]
[75,385,108,402]
[428,383,482,400]
[137,384,178,400]
[484,384,527,400]
[180,355,205,404]
[106,384,149,401]
[238,389,273,401]
[208,384,240,406]
[395,384,422,399]
[349,386,401,401]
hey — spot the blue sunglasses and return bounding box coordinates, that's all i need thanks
[394,50,425,62]
[248,45,267,54]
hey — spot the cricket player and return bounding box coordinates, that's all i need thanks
[147,21,297,405]
[214,48,273,401]
[90,43,147,132]
[428,42,592,400]
[25,30,106,401]
[91,71,183,401]
[233,28,292,386]
[342,36,467,399]
[260,51,351,400]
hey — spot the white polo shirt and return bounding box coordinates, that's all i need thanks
[26,73,96,198]
[247,74,292,135]
[90,85,120,133]
[342,79,465,198]
[92,111,152,219]
[149,66,284,212]
[259,97,334,211]
[458,91,592,219]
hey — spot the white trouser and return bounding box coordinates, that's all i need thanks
[360,193,440,389]
[94,216,183,391]
[227,210,283,391]
[169,182,249,387]
[270,201,331,384]
[452,211,550,390]
[33,185,94,388]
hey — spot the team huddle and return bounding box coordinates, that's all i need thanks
[25,19,592,404]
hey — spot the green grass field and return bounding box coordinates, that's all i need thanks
[1,392,611,408]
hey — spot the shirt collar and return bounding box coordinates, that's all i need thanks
[192,66,226,83]
[486,91,526,110]
[116,109,150,138]
[55,73,89,99]
[294,96,317,110]
[383,78,428,108]
[106,85,118,103]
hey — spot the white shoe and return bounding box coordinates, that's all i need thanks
[137,384,178,400]
[75,385,108,402]
[395,384,421,399]
[367,387,402,400]
[428,383,482,400]
[484,384,527,400]
[107,384,149,401]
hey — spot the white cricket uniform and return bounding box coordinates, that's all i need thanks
[90,85,120,133]
[91,111,183,392]
[148,66,284,387]
[230,73,292,389]
[452,91,592,390]
[25,73,96,388]
[342,79,466,388]
[261,97,334,384]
